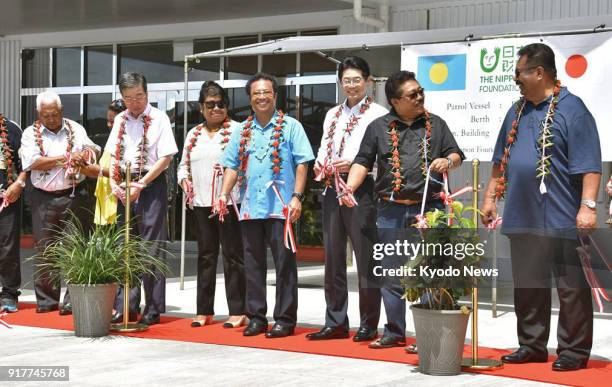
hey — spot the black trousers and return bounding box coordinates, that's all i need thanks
[0,201,21,299]
[509,234,593,361]
[30,184,93,308]
[192,206,245,315]
[241,219,297,327]
[322,176,380,329]
[114,173,168,316]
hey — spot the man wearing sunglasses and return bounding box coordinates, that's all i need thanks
[482,43,601,371]
[342,70,464,349]
[105,72,178,326]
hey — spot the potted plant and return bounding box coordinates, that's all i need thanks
[403,201,483,376]
[34,215,169,337]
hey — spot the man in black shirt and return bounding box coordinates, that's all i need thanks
[0,114,27,313]
[342,71,464,349]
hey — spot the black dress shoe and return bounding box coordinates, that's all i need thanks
[111,311,138,324]
[353,327,378,342]
[36,305,59,313]
[306,326,349,340]
[139,314,160,326]
[265,323,295,338]
[552,356,587,371]
[59,303,72,316]
[243,320,268,336]
[501,347,548,364]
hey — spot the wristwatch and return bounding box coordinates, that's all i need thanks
[292,192,305,202]
[580,199,596,210]
[16,179,26,188]
[446,157,453,169]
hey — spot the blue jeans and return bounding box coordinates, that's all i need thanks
[376,199,444,340]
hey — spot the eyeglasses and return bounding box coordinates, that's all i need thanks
[204,100,227,109]
[252,90,274,97]
[401,87,425,100]
[122,94,147,103]
[514,66,538,78]
[341,77,363,86]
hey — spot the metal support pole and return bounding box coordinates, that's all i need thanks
[179,59,189,290]
[462,159,502,370]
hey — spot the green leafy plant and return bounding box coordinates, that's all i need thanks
[33,215,170,286]
[403,201,483,311]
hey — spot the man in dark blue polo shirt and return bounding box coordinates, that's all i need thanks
[482,43,602,372]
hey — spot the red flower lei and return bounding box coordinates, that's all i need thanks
[238,111,286,186]
[185,119,231,186]
[495,80,561,199]
[112,113,151,185]
[0,115,14,185]
[322,96,372,187]
[387,110,432,194]
[34,119,75,182]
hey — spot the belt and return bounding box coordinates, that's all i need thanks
[381,196,421,206]
[36,183,85,197]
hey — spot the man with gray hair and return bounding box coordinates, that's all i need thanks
[20,91,100,315]
[105,72,177,326]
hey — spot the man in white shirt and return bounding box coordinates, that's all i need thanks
[307,57,387,341]
[106,72,178,326]
[20,91,100,315]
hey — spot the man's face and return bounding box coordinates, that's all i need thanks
[391,79,425,120]
[514,56,541,100]
[38,103,63,131]
[249,79,276,117]
[340,68,368,101]
[121,85,148,116]
[202,95,228,127]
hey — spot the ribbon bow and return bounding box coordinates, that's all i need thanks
[577,236,611,313]
[486,216,503,230]
[209,164,240,222]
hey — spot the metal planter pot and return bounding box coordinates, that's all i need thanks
[67,283,118,337]
[410,304,471,376]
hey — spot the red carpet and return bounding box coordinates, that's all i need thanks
[5,303,611,386]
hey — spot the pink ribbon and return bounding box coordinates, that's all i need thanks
[44,147,98,197]
[267,180,297,253]
[0,186,10,214]
[436,173,471,226]
[184,179,195,209]
[577,237,611,313]
[486,216,503,230]
[0,311,12,329]
[209,164,240,222]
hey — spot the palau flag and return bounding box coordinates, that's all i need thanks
[416,54,467,91]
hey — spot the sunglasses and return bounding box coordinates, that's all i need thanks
[204,100,227,109]
[401,87,425,100]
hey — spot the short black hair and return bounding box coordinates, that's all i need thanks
[199,81,229,106]
[517,43,557,79]
[108,99,126,114]
[118,72,148,94]
[337,56,371,80]
[385,70,417,106]
[245,72,278,97]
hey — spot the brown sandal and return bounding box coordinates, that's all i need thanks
[404,344,418,354]
[368,337,406,349]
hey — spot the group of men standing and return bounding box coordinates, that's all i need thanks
[0,42,608,371]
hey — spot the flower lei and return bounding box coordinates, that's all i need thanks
[33,119,75,184]
[0,115,14,185]
[321,97,372,188]
[495,80,561,199]
[112,113,151,185]
[387,110,432,197]
[238,111,286,186]
[185,119,231,184]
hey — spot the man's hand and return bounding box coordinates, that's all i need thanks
[216,193,228,214]
[430,158,450,174]
[3,181,24,203]
[481,198,498,226]
[120,182,144,203]
[332,159,351,174]
[339,184,356,208]
[288,197,302,223]
[576,205,597,235]
[313,161,322,176]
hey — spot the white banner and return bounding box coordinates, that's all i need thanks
[401,32,612,161]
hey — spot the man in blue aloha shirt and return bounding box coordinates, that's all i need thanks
[482,43,602,372]
[219,72,314,338]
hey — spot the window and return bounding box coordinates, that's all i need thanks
[59,94,81,124]
[261,32,297,77]
[22,48,50,88]
[84,93,113,148]
[20,96,37,128]
[118,42,183,83]
[224,35,257,80]
[53,47,81,87]
[85,46,113,86]
[192,38,221,81]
